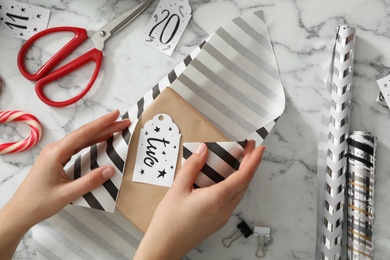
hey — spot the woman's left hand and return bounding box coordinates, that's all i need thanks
[0,110,130,260]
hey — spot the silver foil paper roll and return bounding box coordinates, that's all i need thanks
[347,131,377,260]
[316,25,356,260]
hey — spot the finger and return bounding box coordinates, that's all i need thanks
[58,166,115,204]
[238,144,265,181]
[238,140,257,169]
[213,142,265,200]
[226,144,265,195]
[57,110,123,161]
[173,143,208,191]
[85,119,131,146]
[230,155,264,206]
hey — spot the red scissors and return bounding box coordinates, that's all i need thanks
[17,0,152,107]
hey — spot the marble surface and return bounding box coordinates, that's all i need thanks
[1,0,390,259]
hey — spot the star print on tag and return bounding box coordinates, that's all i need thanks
[0,0,50,40]
[132,114,181,187]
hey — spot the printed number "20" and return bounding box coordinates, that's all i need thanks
[148,9,180,44]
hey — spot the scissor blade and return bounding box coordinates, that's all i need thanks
[92,0,152,50]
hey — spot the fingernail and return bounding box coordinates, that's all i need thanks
[195,143,206,154]
[123,118,131,124]
[102,167,115,179]
[110,109,120,117]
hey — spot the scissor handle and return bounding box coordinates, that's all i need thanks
[35,48,103,107]
[17,27,89,81]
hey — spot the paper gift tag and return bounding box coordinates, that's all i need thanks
[376,75,390,108]
[132,114,181,187]
[0,0,50,40]
[144,0,191,56]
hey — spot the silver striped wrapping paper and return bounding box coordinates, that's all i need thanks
[347,131,377,260]
[316,25,356,260]
[64,10,285,213]
[32,11,286,259]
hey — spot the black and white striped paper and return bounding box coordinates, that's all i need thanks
[63,40,205,213]
[65,10,285,212]
[183,141,247,188]
[33,10,285,259]
[347,131,377,260]
[316,25,356,260]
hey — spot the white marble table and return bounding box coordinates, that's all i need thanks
[1,0,390,259]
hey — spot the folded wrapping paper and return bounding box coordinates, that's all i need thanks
[33,206,143,259]
[65,10,285,213]
[33,10,285,259]
[316,25,356,259]
[347,131,377,260]
[116,87,234,233]
[183,141,247,188]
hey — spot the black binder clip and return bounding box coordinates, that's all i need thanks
[222,220,253,247]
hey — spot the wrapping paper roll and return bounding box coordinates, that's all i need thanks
[316,25,356,259]
[347,131,377,260]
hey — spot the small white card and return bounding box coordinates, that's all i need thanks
[0,0,50,40]
[133,114,181,187]
[144,0,191,56]
[377,75,390,108]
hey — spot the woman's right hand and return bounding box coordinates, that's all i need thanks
[134,140,265,260]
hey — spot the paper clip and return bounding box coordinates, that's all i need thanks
[254,226,272,258]
[222,221,253,247]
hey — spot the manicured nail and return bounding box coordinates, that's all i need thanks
[196,143,206,154]
[102,167,115,179]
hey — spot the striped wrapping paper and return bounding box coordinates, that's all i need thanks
[65,10,285,213]
[316,25,356,259]
[33,10,285,259]
[347,131,377,260]
[182,141,247,189]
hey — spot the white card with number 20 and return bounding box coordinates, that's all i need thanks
[144,0,191,56]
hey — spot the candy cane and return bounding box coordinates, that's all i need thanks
[0,110,43,155]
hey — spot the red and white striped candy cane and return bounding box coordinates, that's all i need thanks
[0,110,43,155]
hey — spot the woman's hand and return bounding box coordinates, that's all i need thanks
[134,140,265,260]
[0,110,130,260]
